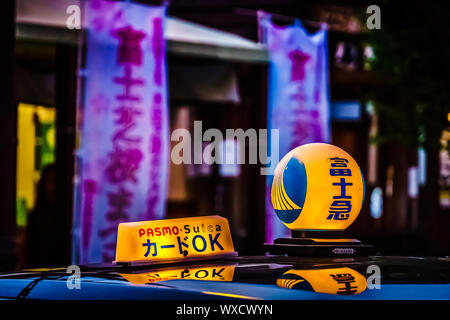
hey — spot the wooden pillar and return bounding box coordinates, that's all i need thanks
[240,63,267,255]
[54,45,78,266]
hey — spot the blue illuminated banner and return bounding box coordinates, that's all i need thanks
[331,101,361,121]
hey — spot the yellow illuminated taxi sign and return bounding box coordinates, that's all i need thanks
[120,264,236,284]
[114,215,237,265]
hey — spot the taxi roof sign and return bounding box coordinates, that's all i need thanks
[114,215,237,265]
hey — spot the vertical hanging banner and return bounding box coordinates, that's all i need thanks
[259,12,331,242]
[75,0,169,264]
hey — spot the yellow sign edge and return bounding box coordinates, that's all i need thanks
[113,252,238,266]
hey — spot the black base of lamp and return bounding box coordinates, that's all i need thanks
[264,237,374,257]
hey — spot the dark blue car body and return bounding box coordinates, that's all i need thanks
[0,255,449,300]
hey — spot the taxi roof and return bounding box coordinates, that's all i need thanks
[1,255,449,300]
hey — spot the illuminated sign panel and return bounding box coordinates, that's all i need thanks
[331,101,361,121]
[115,216,236,264]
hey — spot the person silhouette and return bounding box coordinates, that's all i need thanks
[26,164,58,268]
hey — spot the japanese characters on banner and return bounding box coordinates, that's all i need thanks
[74,0,169,264]
[259,12,331,242]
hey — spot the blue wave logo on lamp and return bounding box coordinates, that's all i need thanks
[271,157,307,224]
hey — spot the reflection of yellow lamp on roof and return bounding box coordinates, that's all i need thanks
[265,143,373,257]
[277,267,367,295]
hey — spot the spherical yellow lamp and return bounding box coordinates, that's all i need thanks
[271,143,365,231]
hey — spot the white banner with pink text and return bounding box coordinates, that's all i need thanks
[259,12,331,242]
[73,0,169,264]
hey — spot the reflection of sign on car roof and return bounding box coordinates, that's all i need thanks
[120,264,236,284]
[277,267,367,295]
[114,215,237,265]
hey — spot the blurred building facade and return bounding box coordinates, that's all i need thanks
[0,0,448,270]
